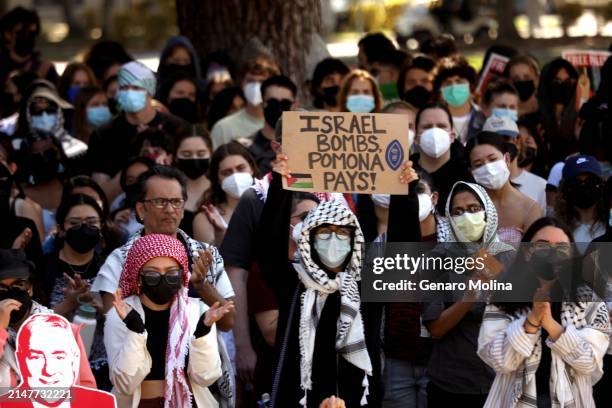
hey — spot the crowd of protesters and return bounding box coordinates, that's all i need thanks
[0,4,611,408]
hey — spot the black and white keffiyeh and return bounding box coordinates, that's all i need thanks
[294,200,372,406]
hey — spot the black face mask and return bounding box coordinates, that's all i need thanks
[14,29,36,57]
[64,224,100,254]
[140,277,181,305]
[176,158,210,180]
[402,86,432,109]
[0,91,17,117]
[530,247,572,282]
[569,177,602,209]
[320,85,339,107]
[513,80,536,102]
[26,148,60,184]
[168,98,198,123]
[163,63,195,78]
[549,80,574,105]
[264,98,292,128]
[518,146,537,167]
[0,287,32,325]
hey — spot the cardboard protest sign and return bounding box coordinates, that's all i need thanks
[281,111,410,194]
[562,49,611,110]
[477,52,510,96]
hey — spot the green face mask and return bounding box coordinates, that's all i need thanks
[379,82,399,101]
[441,83,470,107]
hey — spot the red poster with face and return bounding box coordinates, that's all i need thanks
[0,313,116,407]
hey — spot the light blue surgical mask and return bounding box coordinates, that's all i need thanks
[441,83,470,107]
[117,89,147,113]
[314,232,352,269]
[87,106,112,127]
[346,94,375,113]
[492,107,518,122]
[31,112,58,132]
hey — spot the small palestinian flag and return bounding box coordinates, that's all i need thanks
[287,173,314,189]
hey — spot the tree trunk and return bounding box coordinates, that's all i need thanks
[175,0,322,88]
[101,0,115,38]
[495,0,521,42]
[60,0,85,37]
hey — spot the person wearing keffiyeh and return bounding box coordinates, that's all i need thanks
[103,233,233,408]
[253,153,415,408]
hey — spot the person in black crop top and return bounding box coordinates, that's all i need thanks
[104,233,234,407]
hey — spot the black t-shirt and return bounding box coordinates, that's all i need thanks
[411,152,474,214]
[219,188,264,269]
[87,111,187,177]
[248,130,276,175]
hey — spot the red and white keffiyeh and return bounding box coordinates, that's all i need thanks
[119,233,192,408]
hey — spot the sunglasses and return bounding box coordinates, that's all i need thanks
[139,270,182,287]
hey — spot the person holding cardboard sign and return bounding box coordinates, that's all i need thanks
[255,153,418,407]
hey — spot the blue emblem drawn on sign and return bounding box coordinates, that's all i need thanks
[385,139,403,171]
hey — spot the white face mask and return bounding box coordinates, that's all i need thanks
[221,172,254,198]
[314,232,352,269]
[418,193,433,222]
[243,81,263,106]
[291,221,303,244]
[471,159,510,190]
[419,127,451,158]
[371,194,390,209]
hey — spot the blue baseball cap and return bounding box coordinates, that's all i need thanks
[562,155,602,180]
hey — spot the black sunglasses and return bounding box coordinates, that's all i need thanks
[140,270,182,287]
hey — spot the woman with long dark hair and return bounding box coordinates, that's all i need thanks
[478,217,610,407]
[192,141,258,246]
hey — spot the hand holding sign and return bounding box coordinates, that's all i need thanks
[272,153,291,178]
[399,161,418,185]
[281,112,410,194]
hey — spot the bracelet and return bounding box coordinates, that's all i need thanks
[525,317,541,328]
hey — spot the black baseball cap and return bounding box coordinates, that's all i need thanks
[0,249,33,280]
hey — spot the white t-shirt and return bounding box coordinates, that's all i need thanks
[453,113,471,145]
[573,222,606,246]
[547,162,565,188]
[91,229,235,300]
[512,170,547,213]
[210,108,264,150]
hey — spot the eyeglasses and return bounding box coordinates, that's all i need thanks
[140,270,182,287]
[65,216,101,229]
[0,280,30,292]
[450,204,484,217]
[315,227,352,241]
[141,197,185,209]
[532,242,572,255]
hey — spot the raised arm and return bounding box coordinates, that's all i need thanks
[477,304,539,374]
[257,164,296,297]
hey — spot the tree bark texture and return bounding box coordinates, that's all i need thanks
[176,0,322,87]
